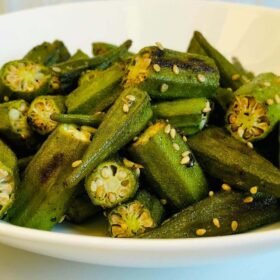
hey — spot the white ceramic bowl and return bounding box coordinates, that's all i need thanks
[0,0,280,268]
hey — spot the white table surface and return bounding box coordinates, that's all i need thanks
[0,0,280,279]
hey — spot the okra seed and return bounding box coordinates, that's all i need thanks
[123,103,129,113]
[275,94,280,104]
[108,192,117,203]
[197,74,206,83]
[118,170,128,180]
[72,160,82,168]
[126,95,136,102]
[153,64,161,72]
[173,143,180,151]
[247,142,254,149]
[173,64,180,75]
[101,167,112,179]
[209,191,214,197]
[180,156,190,165]
[8,109,20,120]
[170,128,176,139]
[213,218,220,228]
[221,183,231,192]
[243,196,254,203]
[237,127,244,138]
[96,185,105,198]
[164,124,171,134]
[96,178,104,186]
[266,98,274,105]
[231,221,238,232]
[135,168,141,176]
[182,136,188,142]
[160,83,169,93]
[250,186,258,195]
[196,228,206,236]
[155,42,164,50]
[232,74,240,81]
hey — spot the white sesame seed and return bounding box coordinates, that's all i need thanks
[170,128,176,139]
[153,64,161,72]
[227,88,233,92]
[274,94,280,104]
[237,127,244,138]
[133,136,139,141]
[232,74,240,81]
[173,64,180,75]
[180,156,190,165]
[160,83,169,93]
[182,136,188,142]
[250,186,258,195]
[72,160,82,168]
[202,101,211,113]
[196,228,206,236]
[126,95,136,102]
[173,143,180,151]
[160,199,167,205]
[3,96,9,102]
[59,215,66,223]
[164,124,171,134]
[123,103,129,113]
[263,81,271,87]
[209,191,214,197]
[197,74,206,83]
[243,196,254,203]
[52,66,61,72]
[221,183,231,192]
[8,109,20,120]
[266,98,274,105]
[213,218,220,228]
[182,151,190,157]
[231,221,238,232]
[247,142,254,149]
[155,42,164,50]
[135,168,141,176]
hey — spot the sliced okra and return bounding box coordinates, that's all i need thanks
[108,190,165,238]
[27,95,66,135]
[6,124,91,230]
[123,46,219,100]
[152,98,211,135]
[130,121,208,209]
[226,73,280,142]
[85,160,139,208]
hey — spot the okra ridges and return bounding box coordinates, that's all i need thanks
[226,96,270,142]
[108,201,155,238]
[86,161,138,208]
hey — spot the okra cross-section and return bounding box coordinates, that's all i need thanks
[123,46,219,100]
[0,139,19,219]
[130,121,208,209]
[85,160,139,208]
[108,190,165,238]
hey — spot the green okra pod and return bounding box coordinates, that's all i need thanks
[64,87,153,189]
[18,155,33,172]
[0,139,19,218]
[226,73,280,143]
[124,46,219,100]
[108,189,165,238]
[24,40,71,66]
[232,57,255,80]
[68,49,89,62]
[85,159,139,208]
[152,98,211,135]
[187,36,207,56]
[140,192,280,238]
[130,121,208,209]
[6,124,91,230]
[66,63,125,114]
[188,127,280,197]
[27,95,66,135]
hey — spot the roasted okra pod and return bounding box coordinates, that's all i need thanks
[108,190,165,238]
[85,159,139,208]
[0,139,19,218]
[226,73,280,143]
[27,95,66,135]
[140,192,280,238]
[123,46,219,100]
[130,121,208,209]
[152,98,211,135]
[6,124,91,230]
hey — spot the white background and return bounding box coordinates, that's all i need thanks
[0,0,280,279]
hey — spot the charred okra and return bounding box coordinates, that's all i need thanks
[85,159,139,208]
[66,63,124,114]
[152,98,211,135]
[0,60,57,101]
[27,95,66,135]
[130,121,208,209]
[108,190,165,238]
[24,40,71,66]
[123,46,219,100]
[6,124,91,230]
[226,73,280,143]
[140,192,280,238]
[0,140,19,218]
[188,127,280,197]
[64,87,153,189]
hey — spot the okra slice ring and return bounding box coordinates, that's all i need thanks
[27,95,66,135]
[0,140,19,219]
[226,73,280,143]
[123,46,219,100]
[0,60,55,101]
[86,160,139,208]
[108,190,165,238]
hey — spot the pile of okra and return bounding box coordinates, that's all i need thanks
[0,31,280,238]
